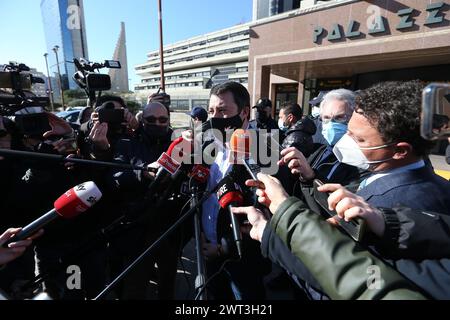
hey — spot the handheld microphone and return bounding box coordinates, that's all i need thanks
[2,181,102,247]
[146,138,184,195]
[229,129,261,180]
[216,175,244,258]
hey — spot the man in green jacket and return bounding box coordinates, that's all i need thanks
[232,173,427,300]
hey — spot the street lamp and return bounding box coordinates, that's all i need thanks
[43,53,55,112]
[52,45,66,110]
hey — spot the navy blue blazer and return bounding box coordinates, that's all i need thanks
[357,166,450,215]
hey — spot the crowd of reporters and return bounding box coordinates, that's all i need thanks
[0,78,450,300]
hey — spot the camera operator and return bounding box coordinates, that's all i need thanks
[1,107,108,300]
[106,101,187,299]
[250,98,278,131]
[79,95,138,161]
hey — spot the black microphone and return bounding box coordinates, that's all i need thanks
[2,181,102,248]
[216,175,244,258]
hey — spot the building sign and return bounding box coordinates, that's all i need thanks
[313,2,447,44]
[316,78,353,90]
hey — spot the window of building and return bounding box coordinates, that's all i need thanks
[192,100,209,109]
[171,99,190,111]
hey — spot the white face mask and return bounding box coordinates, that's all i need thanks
[333,134,395,170]
[311,106,320,118]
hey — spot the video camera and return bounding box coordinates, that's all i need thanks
[0,62,50,138]
[0,62,49,115]
[73,58,121,107]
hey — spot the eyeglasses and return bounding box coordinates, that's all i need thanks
[145,116,169,124]
[320,114,351,124]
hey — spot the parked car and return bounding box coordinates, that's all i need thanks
[56,107,91,125]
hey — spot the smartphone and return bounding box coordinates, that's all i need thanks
[243,157,261,180]
[15,113,51,138]
[98,108,124,124]
[313,179,366,242]
[421,83,450,140]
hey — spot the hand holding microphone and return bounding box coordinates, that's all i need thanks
[0,228,43,266]
[2,181,102,248]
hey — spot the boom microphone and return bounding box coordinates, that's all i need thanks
[216,175,244,258]
[2,181,102,247]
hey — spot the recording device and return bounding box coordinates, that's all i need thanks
[73,58,121,106]
[145,137,185,200]
[14,113,51,138]
[0,62,49,116]
[312,179,366,242]
[149,87,171,110]
[98,108,124,124]
[216,175,244,258]
[2,181,102,248]
[422,83,450,140]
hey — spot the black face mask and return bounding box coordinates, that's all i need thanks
[143,124,169,139]
[201,113,243,134]
[256,110,269,123]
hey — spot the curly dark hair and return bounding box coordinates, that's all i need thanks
[355,80,433,157]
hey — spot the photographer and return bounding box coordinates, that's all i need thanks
[79,95,138,161]
[107,101,186,299]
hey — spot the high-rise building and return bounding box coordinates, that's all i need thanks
[109,22,129,93]
[41,0,89,101]
[134,23,250,111]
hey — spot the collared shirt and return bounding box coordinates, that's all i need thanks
[201,122,254,244]
[201,141,231,244]
[359,160,426,190]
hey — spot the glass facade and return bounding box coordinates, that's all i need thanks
[41,0,89,101]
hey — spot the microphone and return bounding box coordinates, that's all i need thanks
[2,181,102,247]
[229,129,261,180]
[146,138,185,196]
[216,175,244,258]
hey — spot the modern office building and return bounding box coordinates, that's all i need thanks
[41,0,89,101]
[109,22,129,93]
[134,23,250,111]
[249,0,450,113]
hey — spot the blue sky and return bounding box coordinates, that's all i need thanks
[0,0,252,90]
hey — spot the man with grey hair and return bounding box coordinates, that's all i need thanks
[278,88,361,189]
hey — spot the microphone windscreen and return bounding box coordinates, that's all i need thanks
[216,176,244,208]
[230,129,251,162]
[54,181,102,219]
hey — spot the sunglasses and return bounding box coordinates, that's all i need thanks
[145,116,169,124]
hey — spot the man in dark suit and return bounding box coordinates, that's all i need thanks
[332,80,450,214]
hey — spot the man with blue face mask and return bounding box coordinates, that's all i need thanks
[279,89,362,188]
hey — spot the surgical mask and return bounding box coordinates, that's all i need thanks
[201,113,243,136]
[143,124,168,139]
[333,134,395,170]
[278,118,289,132]
[322,122,348,146]
[311,106,320,118]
